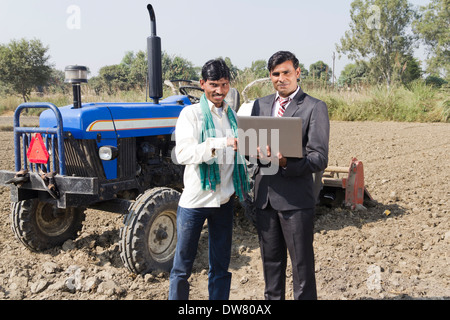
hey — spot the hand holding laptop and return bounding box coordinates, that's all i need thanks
[256,145,287,168]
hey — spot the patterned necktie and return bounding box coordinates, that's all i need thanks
[277,96,290,117]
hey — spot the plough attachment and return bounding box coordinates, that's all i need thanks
[318,158,374,209]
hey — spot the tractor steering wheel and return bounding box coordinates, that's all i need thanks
[179,86,203,104]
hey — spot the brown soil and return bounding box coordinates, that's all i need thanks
[0,120,449,300]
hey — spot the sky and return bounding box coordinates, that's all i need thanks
[0,0,431,79]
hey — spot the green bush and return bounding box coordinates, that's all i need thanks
[1,75,448,123]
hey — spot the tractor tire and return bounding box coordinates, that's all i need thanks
[119,187,180,275]
[10,199,85,251]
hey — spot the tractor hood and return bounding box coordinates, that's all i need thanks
[39,95,190,140]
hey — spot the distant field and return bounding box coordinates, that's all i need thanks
[1,79,448,123]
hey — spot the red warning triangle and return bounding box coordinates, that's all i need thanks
[27,133,49,164]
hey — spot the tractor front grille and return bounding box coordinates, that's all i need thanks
[117,137,136,179]
[18,131,135,181]
[63,138,106,178]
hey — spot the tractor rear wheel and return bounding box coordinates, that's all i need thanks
[119,187,180,275]
[10,199,85,251]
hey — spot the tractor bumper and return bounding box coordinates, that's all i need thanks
[0,170,98,208]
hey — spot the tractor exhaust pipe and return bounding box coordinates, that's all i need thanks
[147,4,163,104]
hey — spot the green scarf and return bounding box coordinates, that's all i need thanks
[199,94,249,201]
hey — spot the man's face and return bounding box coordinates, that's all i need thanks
[200,78,230,108]
[269,60,301,98]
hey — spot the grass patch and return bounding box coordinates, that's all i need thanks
[0,80,448,123]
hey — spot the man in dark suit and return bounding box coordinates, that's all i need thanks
[250,51,329,300]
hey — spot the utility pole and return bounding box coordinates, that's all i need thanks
[332,52,336,89]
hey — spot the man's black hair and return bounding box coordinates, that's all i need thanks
[201,59,231,81]
[267,51,299,72]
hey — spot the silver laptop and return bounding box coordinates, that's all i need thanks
[236,116,303,158]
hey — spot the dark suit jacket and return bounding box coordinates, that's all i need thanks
[251,87,330,211]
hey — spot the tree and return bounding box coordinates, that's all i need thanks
[87,76,104,95]
[399,54,422,84]
[249,60,269,78]
[223,57,240,80]
[121,51,135,69]
[118,50,148,90]
[46,68,67,94]
[99,64,130,94]
[413,0,450,79]
[298,63,309,79]
[338,61,370,86]
[309,61,332,82]
[336,0,417,88]
[162,51,199,81]
[129,50,147,90]
[0,38,52,102]
[169,56,198,80]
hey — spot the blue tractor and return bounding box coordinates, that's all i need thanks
[0,4,239,275]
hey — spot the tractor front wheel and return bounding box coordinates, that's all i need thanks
[119,187,180,275]
[10,199,85,251]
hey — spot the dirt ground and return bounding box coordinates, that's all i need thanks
[0,118,448,300]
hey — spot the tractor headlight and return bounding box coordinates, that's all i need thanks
[99,146,118,161]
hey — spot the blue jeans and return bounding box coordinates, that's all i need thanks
[169,199,234,300]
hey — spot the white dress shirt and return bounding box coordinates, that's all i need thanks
[271,86,300,117]
[174,98,236,208]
